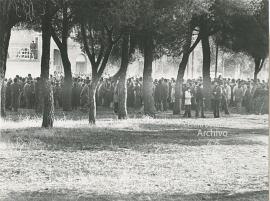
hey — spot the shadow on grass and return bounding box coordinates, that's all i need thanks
[2,190,268,201]
[0,125,267,152]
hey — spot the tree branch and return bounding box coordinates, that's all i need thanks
[88,29,96,61]
[112,33,122,44]
[50,24,63,50]
[258,58,265,72]
[97,42,113,78]
[187,33,201,54]
[96,43,104,67]
[61,1,69,48]
[80,23,96,67]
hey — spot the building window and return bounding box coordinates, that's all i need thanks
[17,48,34,60]
[76,54,87,74]
[53,49,63,72]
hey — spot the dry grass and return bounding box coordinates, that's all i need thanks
[0,110,268,201]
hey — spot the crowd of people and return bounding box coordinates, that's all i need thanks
[1,72,269,117]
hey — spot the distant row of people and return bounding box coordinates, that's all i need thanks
[1,73,268,117]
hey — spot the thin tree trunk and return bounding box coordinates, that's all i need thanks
[173,29,193,115]
[50,3,72,111]
[41,14,54,128]
[201,34,211,110]
[118,33,129,119]
[89,80,98,124]
[42,80,54,128]
[254,57,264,82]
[61,51,72,111]
[0,24,11,117]
[173,54,189,115]
[87,43,113,124]
[143,33,156,117]
[80,22,114,124]
[254,58,259,82]
[215,43,218,78]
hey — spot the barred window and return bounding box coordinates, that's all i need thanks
[17,48,34,60]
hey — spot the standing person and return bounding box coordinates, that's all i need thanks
[134,81,142,109]
[161,79,169,111]
[35,77,43,113]
[183,87,192,118]
[212,81,222,118]
[97,78,104,106]
[221,83,230,115]
[195,83,206,118]
[11,78,21,112]
[127,79,135,108]
[234,83,244,114]
[261,84,269,114]
[243,84,252,113]
[72,78,81,110]
[230,79,236,106]
[170,80,176,110]
[1,79,7,116]
[29,80,35,108]
[80,79,90,112]
[23,80,32,109]
[250,81,257,113]
[224,82,231,113]
[53,81,62,109]
[30,41,37,59]
[168,79,172,110]
[19,78,26,108]
[253,84,264,114]
[154,80,162,111]
[113,80,119,114]
[5,79,12,110]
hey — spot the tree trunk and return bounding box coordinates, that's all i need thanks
[88,80,98,124]
[118,33,129,119]
[201,33,211,110]
[42,79,54,128]
[173,53,189,115]
[254,72,258,81]
[41,15,54,128]
[0,23,11,117]
[50,3,72,112]
[143,33,156,117]
[173,29,193,115]
[61,51,72,111]
[215,43,218,78]
[254,57,264,82]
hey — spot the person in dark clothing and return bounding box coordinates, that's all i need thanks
[11,78,21,112]
[72,78,81,110]
[221,84,230,115]
[1,80,7,116]
[243,84,252,113]
[161,79,169,111]
[5,79,12,110]
[23,80,32,109]
[183,87,192,118]
[35,77,43,113]
[30,80,35,108]
[195,83,206,118]
[53,82,62,109]
[127,79,135,108]
[212,81,222,118]
[154,80,162,111]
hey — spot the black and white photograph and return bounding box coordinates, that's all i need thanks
[0,0,269,200]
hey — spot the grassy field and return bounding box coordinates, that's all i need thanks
[0,108,268,201]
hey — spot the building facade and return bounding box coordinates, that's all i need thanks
[6,29,91,78]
